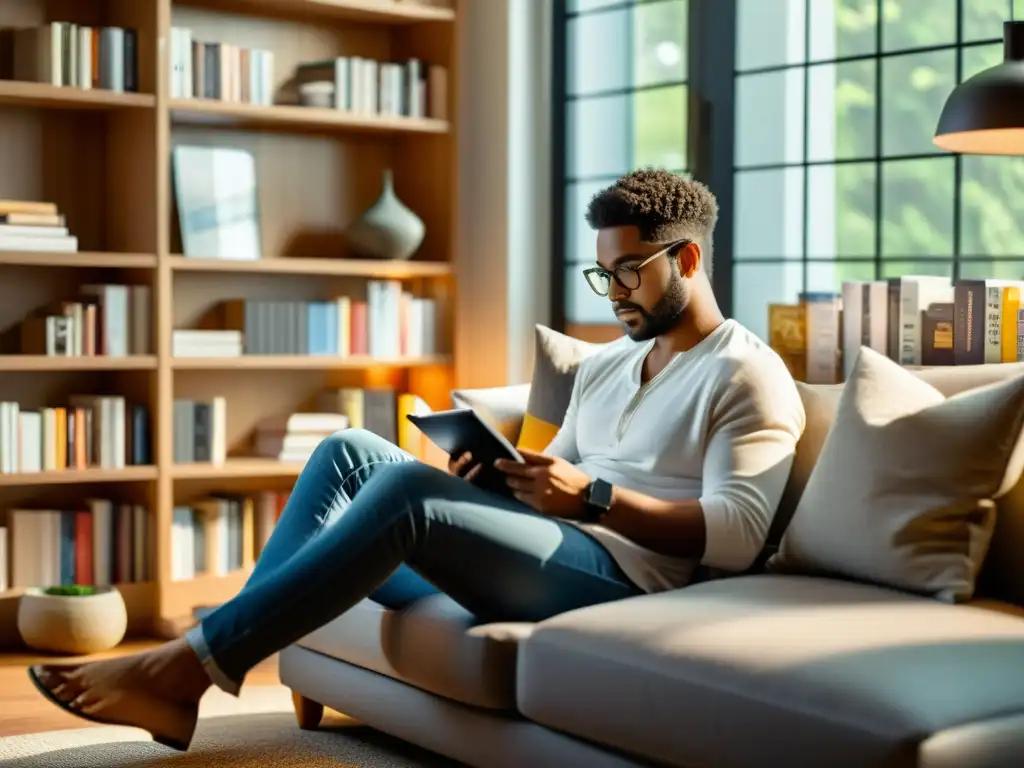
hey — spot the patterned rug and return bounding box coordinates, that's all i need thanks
[0,685,456,767]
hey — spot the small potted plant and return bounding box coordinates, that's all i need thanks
[17,584,127,655]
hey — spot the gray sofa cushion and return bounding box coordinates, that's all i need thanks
[296,594,532,711]
[517,574,1024,768]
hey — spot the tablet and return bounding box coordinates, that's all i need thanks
[407,408,525,497]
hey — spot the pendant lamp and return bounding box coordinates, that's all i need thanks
[934,17,1024,155]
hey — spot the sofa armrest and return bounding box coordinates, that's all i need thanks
[450,384,531,445]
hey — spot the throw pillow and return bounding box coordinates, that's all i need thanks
[450,384,531,444]
[767,346,1024,603]
[517,325,601,452]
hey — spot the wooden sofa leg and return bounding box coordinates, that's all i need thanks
[291,690,324,730]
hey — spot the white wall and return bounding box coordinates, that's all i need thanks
[455,0,552,390]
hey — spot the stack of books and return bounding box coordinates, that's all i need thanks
[768,274,1024,384]
[252,412,349,463]
[4,500,149,588]
[316,387,431,456]
[0,200,78,252]
[0,397,150,473]
[172,329,243,357]
[21,283,151,356]
[3,21,139,92]
[215,283,439,358]
[173,397,227,464]
[171,494,254,581]
[168,27,274,105]
[292,56,447,120]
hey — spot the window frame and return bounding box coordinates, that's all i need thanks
[552,0,1022,337]
[550,0,734,331]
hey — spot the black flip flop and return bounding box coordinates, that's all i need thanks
[27,665,191,751]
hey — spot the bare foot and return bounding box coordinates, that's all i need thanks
[30,638,212,751]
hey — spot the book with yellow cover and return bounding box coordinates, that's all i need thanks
[768,303,806,381]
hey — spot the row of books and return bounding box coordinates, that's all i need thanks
[2,500,148,591]
[173,398,227,465]
[172,387,430,465]
[769,275,1024,384]
[0,199,76,252]
[294,56,447,120]
[189,285,441,358]
[0,398,150,474]
[21,283,151,357]
[170,492,283,581]
[317,387,431,454]
[2,22,139,93]
[168,28,274,106]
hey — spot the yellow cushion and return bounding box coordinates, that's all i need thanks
[516,412,560,453]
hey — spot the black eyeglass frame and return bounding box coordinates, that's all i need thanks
[581,239,692,297]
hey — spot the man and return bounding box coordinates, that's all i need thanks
[28,168,805,751]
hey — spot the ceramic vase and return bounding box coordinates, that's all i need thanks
[17,586,128,654]
[344,169,426,261]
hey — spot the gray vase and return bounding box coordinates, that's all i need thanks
[344,169,426,260]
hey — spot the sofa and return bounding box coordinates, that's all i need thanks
[279,356,1024,768]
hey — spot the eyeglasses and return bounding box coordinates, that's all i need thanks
[581,239,691,296]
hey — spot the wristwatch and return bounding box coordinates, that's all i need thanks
[582,478,613,523]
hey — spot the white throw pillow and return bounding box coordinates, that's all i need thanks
[768,347,1024,602]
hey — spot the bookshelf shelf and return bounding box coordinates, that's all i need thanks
[169,255,451,278]
[161,569,253,622]
[0,356,159,372]
[172,458,305,479]
[170,98,449,135]
[0,252,158,269]
[0,466,158,487]
[180,0,456,24]
[0,81,155,110]
[0,0,460,644]
[171,354,451,370]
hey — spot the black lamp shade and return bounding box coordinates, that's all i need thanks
[934,21,1024,155]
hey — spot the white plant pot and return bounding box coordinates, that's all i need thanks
[17,586,128,655]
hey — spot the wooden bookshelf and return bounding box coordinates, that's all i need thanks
[0,0,461,645]
[171,458,306,479]
[0,80,156,110]
[170,97,449,134]
[0,467,159,487]
[180,0,456,23]
[0,356,159,372]
[169,254,451,278]
[171,354,450,370]
[0,252,158,269]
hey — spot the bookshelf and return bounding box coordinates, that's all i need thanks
[0,0,460,646]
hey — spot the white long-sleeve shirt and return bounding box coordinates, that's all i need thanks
[546,319,806,593]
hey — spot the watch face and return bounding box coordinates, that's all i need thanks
[590,479,613,509]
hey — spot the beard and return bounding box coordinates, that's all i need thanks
[614,276,688,342]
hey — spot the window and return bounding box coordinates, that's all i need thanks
[732,0,1024,341]
[553,0,689,329]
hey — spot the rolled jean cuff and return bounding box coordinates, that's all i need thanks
[185,625,241,696]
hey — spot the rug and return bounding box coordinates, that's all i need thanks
[0,685,457,767]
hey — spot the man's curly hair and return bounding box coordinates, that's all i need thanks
[585,168,719,276]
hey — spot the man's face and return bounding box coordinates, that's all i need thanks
[591,226,691,341]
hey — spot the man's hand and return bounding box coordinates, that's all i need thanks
[494,449,591,517]
[448,451,482,482]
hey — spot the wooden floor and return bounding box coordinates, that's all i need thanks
[0,640,284,738]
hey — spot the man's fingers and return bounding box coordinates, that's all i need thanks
[494,458,532,476]
[450,451,473,474]
[465,464,481,482]
[518,448,554,465]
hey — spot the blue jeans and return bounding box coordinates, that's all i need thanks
[186,429,642,693]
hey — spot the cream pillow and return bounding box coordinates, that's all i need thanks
[768,347,1024,603]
